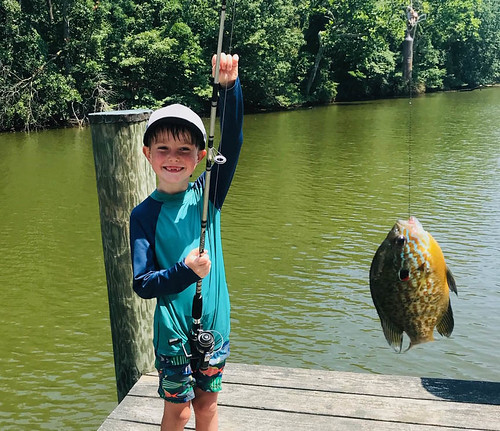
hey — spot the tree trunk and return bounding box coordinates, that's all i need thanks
[46,0,54,23]
[62,0,70,74]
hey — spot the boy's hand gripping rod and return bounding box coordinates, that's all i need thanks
[190,0,227,370]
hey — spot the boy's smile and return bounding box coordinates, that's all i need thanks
[165,166,183,172]
[144,130,206,194]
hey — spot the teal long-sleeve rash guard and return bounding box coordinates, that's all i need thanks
[129,79,243,357]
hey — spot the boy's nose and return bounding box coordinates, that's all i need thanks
[167,153,179,161]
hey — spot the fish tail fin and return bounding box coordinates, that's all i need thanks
[436,301,454,337]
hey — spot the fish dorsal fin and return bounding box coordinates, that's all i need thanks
[446,267,458,295]
[436,301,454,337]
[380,315,404,353]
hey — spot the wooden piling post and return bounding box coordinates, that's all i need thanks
[89,110,156,402]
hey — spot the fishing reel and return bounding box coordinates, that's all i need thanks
[169,328,215,371]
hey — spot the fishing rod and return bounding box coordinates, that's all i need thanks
[170,0,228,371]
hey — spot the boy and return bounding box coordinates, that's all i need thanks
[129,53,243,431]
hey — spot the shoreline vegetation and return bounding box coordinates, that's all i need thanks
[1,0,499,132]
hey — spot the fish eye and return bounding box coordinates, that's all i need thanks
[395,235,406,246]
[399,269,410,281]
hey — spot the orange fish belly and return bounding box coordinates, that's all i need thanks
[401,232,450,347]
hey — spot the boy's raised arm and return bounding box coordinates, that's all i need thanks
[207,53,243,209]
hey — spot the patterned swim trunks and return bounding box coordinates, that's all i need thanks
[156,341,230,404]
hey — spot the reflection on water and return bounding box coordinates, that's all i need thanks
[0,87,499,429]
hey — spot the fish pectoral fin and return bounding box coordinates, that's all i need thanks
[380,316,404,353]
[446,267,458,295]
[436,301,454,337]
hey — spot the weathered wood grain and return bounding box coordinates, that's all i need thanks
[99,363,500,431]
[89,110,156,402]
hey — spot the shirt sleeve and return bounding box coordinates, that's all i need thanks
[210,77,244,209]
[130,206,201,299]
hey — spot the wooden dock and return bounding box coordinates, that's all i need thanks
[98,363,500,430]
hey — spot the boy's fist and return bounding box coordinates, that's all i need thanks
[212,53,239,88]
[185,248,211,278]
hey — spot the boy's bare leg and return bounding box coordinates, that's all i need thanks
[192,389,219,431]
[161,400,191,431]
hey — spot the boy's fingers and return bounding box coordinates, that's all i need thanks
[212,52,236,70]
[212,52,239,81]
[214,52,227,70]
[232,54,239,67]
[224,54,233,71]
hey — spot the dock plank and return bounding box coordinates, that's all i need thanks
[99,363,500,431]
[135,365,500,405]
[102,396,477,431]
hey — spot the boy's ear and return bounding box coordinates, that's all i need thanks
[143,146,151,162]
[197,149,207,163]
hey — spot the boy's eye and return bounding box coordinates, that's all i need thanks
[177,145,193,153]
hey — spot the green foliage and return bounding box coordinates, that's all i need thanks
[233,0,306,108]
[0,0,498,131]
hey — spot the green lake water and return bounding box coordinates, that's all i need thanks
[0,87,499,429]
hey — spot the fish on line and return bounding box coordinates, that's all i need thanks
[369,216,457,353]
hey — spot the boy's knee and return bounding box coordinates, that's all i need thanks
[192,393,218,418]
[178,405,192,424]
[200,400,217,415]
[162,402,191,428]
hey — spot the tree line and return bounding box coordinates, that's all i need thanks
[1,0,498,131]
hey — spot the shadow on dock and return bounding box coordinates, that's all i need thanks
[421,377,500,405]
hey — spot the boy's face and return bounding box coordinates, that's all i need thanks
[143,129,206,194]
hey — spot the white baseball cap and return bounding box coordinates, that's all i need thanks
[143,104,207,148]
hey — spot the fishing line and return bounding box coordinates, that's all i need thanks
[404,1,425,218]
[208,330,225,354]
[406,0,414,218]
[404,0,415,218]
[407,75,412,218]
